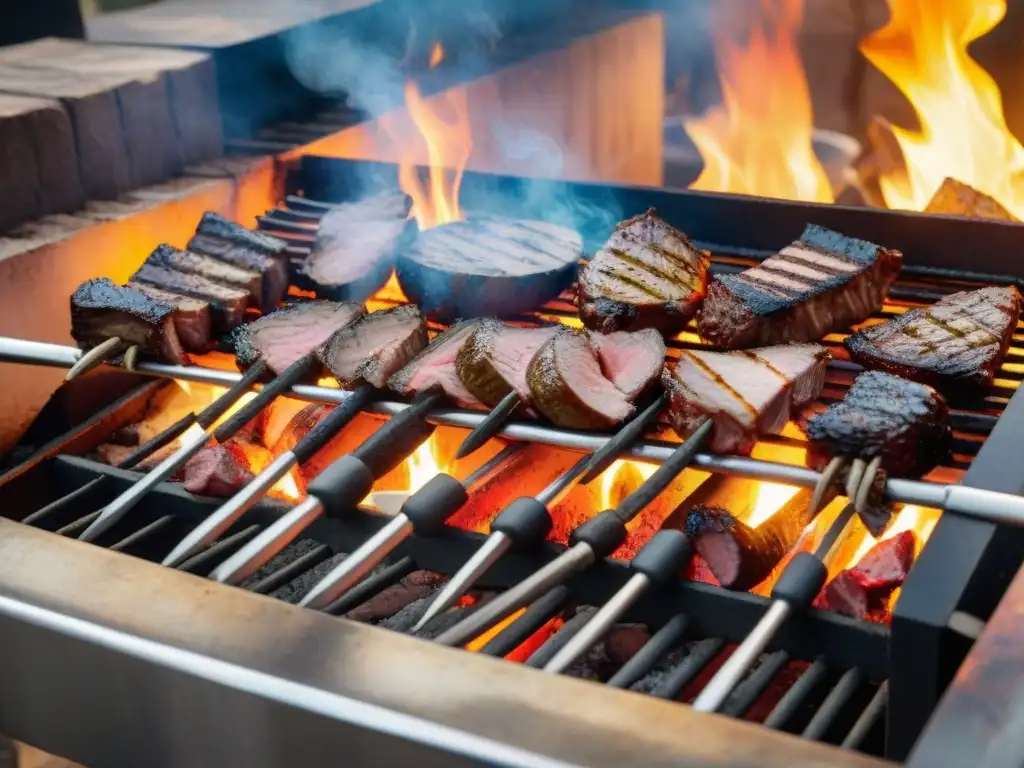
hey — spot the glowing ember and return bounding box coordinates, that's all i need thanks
[429,41,445,69]
[847,504,940,567]
[745,481,800,529]
[599,459,658,510]
[405,435,449,495]
[684,0,833,203]
[860,0,1024,217]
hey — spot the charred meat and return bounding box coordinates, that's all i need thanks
[234,300,363,375]
[805,371,950,478]
[71,278,188,364]
[195,211,288,257]
[697,225,903,348]
[319,304,429,388]
[188,232,288,313]
[147,244,263,309]
[685,502,808,591]
[815,531,916,621]
[577,209,710,334]
[127,280,212,353]
[295,192,410,303]
[526,328,635,430]
[389,319,485,408]
[397,215,583,321]
[662,343,829,454]
[456,320,559,406]
[845,286,1022,395]
[589,328,666,400]
[132,262,249,334]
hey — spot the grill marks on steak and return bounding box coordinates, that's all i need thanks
[319,305,429,388]
[590,328,666,400]
[132,262,249,333]
[577,209,710,334]
[526,329,635,429]
[127,280,212,353]
[662,344,829,454]
[697,225,903,348]
[70,278,188,364]
[233,301,363,375]
[845,286,1022,395]
[389,319,485,408]
[456,320,559,406]
[805,371,951,478]
[296,192,410,302]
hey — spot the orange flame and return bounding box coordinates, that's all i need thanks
[860,0,1024,217]
[429,41,445,69]
[685,0,833,203]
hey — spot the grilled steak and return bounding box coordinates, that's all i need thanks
[188,232,288,313]
[127,280,212,353]
[526,328,635,430]
[577,209,710,334]
[180,442,255,497]
[662,343,829,454]
[589,328,666,400]
[815,531,916,621]
[389,319,485,408]
[456,320,559,406]
[147,244,262,308]
[195,211,289,256]
[845,286,1022,395]
[234,300,363,375]
[319,304,429,388]
[805,371,950,478]
[397,215,583,321]
[132,263,249,333]
[295,192,410,302]
[70,278,188,364]
[697,225,903,349]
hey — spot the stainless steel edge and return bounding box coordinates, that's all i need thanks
[0,520,886,768]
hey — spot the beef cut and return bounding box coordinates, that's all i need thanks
[815,531,916,621]
[697,225,903,348]
[526,328,635,430]
[70,278,188,364]
[456,320,559,406]
[577,209,710,334]
[295,192,410,303]
[179,442,255,497]
[194,211,289,257]
[131,262,249,333]
[188,231,288,313]
[233,300,363,375]
[589,328,666,400]
[662,343,829,454]
[318,304,429,388]
[845,285,1022,395]
[389,319,485,408]
[146,244,263,309]
[127,280,212,353]
[805,370,950,478]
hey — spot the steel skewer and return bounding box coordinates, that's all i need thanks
[578,393,669,484]
[161,387,442,567]
[211,440,523,586]
[298,441,524,610]
[691,502,859,713]
[455,391,523,459]
[433,418,714,648]
[78,355,313,543]
[541,530,692,675]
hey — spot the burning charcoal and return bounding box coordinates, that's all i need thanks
[389,318,486,408]
[272,552,348,604]
[411,593,497,641]
[577,209,710,334]
[589,328,666,400]
[629,646,689,694]
[816,531,917,621]
[455,320,558,406]
[526,328,635,430]
[233,300,362,376]
[241,538,322,588]
[697,225,903,349]
[845,286,1022,396]
[346,570,447,624]
[527,607,597,668]
[568,623,651,682]
[70,278,189,365]
[685,503,809,591]
[294,192,409,303]
[742,659,812,724]
[180,443,254,497]
[107,425,141,447]
[318,305,429,388]
[662,344,829,454]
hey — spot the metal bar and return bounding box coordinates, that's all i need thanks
[651,638,726,700]
[245,544,333,596]
[721,650,790,719]
[606,615,689,689]
[802,669,863,741]
[763,659,830,730]
[526,608,596,669]
[177,525,262,576]
[841,681,888,750]
[321,556,417,616]
[478,586,571,658]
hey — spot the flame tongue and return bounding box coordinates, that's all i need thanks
[685,0,833,203]
[861,0,1024,217]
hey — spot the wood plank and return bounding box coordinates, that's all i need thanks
[0,94,84,231]
[0,38,221,166]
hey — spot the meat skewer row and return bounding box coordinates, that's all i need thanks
[160,304,430,566]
